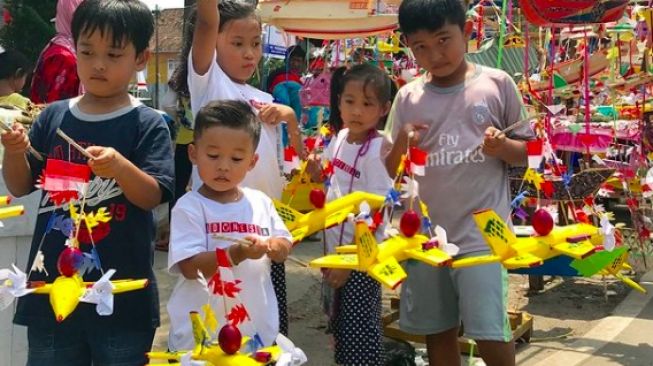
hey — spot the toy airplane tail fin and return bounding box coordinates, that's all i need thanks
[273,200,303,230]
[601,250,647,294]
[189,311,210,354]
[613,272,647,293]
[355,220,379,271]
[472,209,518,259]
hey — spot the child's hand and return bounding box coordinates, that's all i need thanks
[324,268,351,289]
[267,237,292,263]
[306,154,323,182]
[0,123,30,157]
[240,235,270,260]
[254,102,295,127]
[481,126,506,157]
[398,123,428,147]
[86,146,127,179]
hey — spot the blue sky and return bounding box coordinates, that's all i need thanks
[142,0,184,10]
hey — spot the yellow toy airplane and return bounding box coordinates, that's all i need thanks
[0,195,24,220]
[452,209,600,269]
[310,220,453,289]
[147,312,282,366]
[274,192,385,244]
[29,269,148,322]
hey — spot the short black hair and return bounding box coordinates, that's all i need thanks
[0,48,33,80]
[329,64,396,132]
[72,0,154,55]
[194,100,261,149]
[399,0,467,36]
[218,0,258,32]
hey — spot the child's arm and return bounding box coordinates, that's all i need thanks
[384,124,426,178]
[192,0,219,76]
[177,237,269,279]
[85,146,163,210]
[483,75,531,166]
[267,237,292,263]
[255,102,306,159]
[0,123,34,197]
[482,128,527,166]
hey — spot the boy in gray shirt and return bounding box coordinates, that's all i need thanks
[385,0,533,365]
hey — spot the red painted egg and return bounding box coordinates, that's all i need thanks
[56,247,84,277]
[400,210,421,237]
[532,209,554,236]
[218,324,242,355]
[309,188,326,209]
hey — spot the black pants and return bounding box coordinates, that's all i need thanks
[171,143,192,210]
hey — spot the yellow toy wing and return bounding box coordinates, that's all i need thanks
[502,253,544,269]
[404,247,452,266]
[290,226,309,244]
[273,200,302,230]
[552,241,597,260]
[324,206,355,230]
[0,205,24,219]
[110,279,149,293]
[472,209,518,259]
[335,245,357,254]
[368,257,406,289]
[451,254,502,268]
[310,254,359,269]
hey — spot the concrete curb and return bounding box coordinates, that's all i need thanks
[532,271,653,366]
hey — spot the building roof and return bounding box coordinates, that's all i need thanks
[152,7,184,54]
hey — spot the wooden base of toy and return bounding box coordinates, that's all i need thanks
[382,298,533,356]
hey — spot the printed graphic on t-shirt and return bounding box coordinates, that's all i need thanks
[332,158,361,179]
[428,132,486,167]
[205,221,270,236]
[37,139,126,245]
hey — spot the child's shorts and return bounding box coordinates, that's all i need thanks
[399,251,512,342]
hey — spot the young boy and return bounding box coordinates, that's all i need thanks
[0,1,173,364]
[167,100,293,351]
[384,1,533,365]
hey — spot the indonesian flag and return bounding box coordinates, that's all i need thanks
[283,146,300,174]
[136,71,148,91]
[527,139,544,169]
[407,147,427,176]
[41,159,91,204]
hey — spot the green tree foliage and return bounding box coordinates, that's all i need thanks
[0,0,57,63]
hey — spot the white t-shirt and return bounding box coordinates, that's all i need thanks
[324,129,393,252]
[167,188,292,351]
[188,50,285,198]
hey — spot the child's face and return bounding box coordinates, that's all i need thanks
[189,126,258,195]
[406,22,468,80]
[216,17,262,83]
[289,55,304,73]
[339,80,390,139]
[76,29,148,98]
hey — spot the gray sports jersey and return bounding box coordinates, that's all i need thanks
[386,65,533,254]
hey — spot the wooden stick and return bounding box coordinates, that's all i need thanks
[0,120,44,161]
[55,128,95,160]
[474,115,538,152]
[212,234,254,247]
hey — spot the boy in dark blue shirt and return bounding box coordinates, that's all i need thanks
[0,1,174,365]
